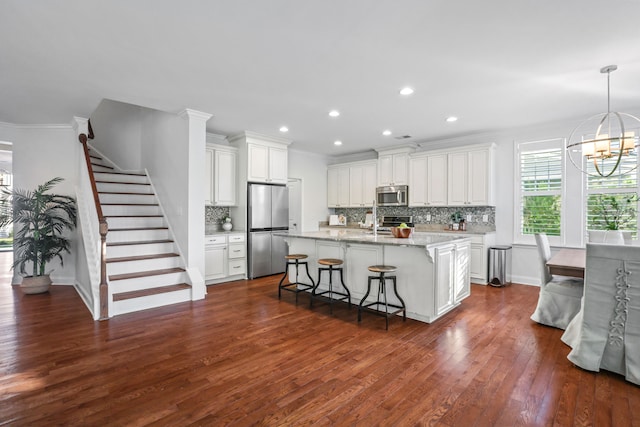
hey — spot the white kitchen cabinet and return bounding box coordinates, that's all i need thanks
[205,233,247,284]
[247,142,288,184]
[447,147,494,206]
[376,147,415,186]
[214,148,237,206]
[469,233,495,284]
[349,161,377,207]
[204,147,214,205]
[205,235,227,281]
[409,154,447,206]
[327,165,351,208]
[205,143,238,207]
[434,243,456,317]
[454,242,471,301]
[427,154,448,205]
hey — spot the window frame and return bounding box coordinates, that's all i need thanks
[514,138,566,246]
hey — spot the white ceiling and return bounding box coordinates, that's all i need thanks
[2,1,640,156]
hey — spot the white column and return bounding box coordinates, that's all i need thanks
[179,109,212,300]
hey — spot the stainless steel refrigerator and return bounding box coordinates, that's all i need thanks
[248,183,289,279]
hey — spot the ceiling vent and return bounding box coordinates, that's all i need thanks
[394,135,412,140]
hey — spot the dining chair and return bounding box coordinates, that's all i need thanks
[530,233,584,329]
[561,243,640,385]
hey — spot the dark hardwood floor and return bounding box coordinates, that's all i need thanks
[1,254,638,426]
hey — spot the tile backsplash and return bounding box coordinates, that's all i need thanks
[205,206,230,231]
[333,206,495,230]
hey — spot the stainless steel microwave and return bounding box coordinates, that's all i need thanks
[376,185,408,207]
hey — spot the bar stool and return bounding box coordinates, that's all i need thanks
[278,254,315,304]
[310,258,351,313]
[358,265,406,330]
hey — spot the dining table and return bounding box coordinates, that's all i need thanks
[546,248,586,278]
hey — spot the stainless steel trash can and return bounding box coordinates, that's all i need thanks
[488,245,512,287]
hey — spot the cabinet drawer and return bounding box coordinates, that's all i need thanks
[228,259,246,275]
[228,243,246,259]
[205,235,226,245]
[228,233,245,243]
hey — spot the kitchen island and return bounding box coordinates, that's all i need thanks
[276,230,471,323]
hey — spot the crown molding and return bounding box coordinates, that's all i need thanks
[228,130,292,146]
[0,121,73,130]
[178,108,213,122]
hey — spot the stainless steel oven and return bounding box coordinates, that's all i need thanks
[376,185,408,207]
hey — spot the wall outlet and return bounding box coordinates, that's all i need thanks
[482,214,489,222]
[426,214,431,222]
[466,214,472,222]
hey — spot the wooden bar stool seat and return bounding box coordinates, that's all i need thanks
[310,258,351,313]
[278,254,315,304]
[358,265,406,330]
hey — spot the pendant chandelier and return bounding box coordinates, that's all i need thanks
[566,65,640,178]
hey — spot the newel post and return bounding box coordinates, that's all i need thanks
[98,218,109,319]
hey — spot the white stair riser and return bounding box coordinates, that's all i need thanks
[96,182,153,194]
[112,289,191,316]
[107,242,175,258]
[107,256,181,276]
[92,165,115,173]
[93,172,148,184]
[105,216,165,229]
[101,205,161,216]
[107,229,169,243]
[110,271,189,293]
[99,193,157,204]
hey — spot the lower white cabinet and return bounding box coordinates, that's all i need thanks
[205,233,247,284]
[469,233,495,284]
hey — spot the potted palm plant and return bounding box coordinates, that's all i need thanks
[0,177,77,294]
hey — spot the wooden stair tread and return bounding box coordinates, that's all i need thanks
[109,227,168,231]
[113,283,190,301]
[104,215,163,218]
[89,154,102,160]
[107,253,179,263]
[107,239,173,247]
[109,267,185,281]
[95,180,151,185]
[98,191,154,195]
[100,203,159,206]
[93,171,146,177]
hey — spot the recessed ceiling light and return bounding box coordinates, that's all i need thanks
[279,126,289,132]
[329,110,340,117]
[334,140,342,146]
[399,87,414,96]
[382,130,392,136]
[446,116,458,123]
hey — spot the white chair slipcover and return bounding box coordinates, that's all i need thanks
[561,243,640,385]
[530,233,584,329]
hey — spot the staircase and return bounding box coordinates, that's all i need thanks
[89,149,192,316]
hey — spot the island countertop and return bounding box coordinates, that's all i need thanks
[276,229,470,248]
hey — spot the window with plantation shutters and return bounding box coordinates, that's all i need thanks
[585,154,639,235]
[516,139,563,239]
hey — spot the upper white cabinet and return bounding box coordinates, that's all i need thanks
[327,165,350,208]
[409,153,447,206]
[327,160,377,208]
[376,146,415,186]
[229,131,291,185]
[349,161,377,207]
[447,146,495,206]
[214,148,237,206]
[247,142,288,184]
[205,140,238,206]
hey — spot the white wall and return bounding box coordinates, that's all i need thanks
[288,149,330,231]
[90,99,143,171]
[0,123,79,285]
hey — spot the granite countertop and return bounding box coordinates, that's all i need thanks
[277,229,471,248]
[205,229,245,236]
[319,224,495,236]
